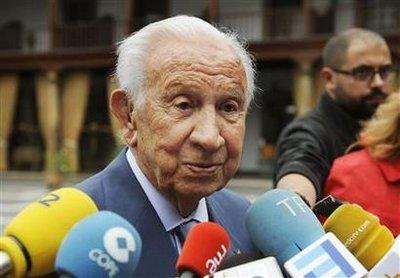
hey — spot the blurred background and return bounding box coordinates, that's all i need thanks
[0,0,399,232]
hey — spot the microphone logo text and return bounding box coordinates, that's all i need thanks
[104,227,136,263]
[87,227,136,277]
[38,193,60,207]
[276,196,308,216]
[206,244,227,274]
[89,249,119,277]
[343,220,371,247]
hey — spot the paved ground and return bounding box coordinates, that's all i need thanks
[0,171,272,233]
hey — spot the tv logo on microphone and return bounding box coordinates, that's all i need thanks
[104,227,137,263]
[276,196,308,217]
[343,220,371,247]
[89,249,119,277]
[89,227,137,277]
[206,244,227,274]
[285,233,367,278]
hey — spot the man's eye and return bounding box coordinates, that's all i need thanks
[220,101,239,113]
[379,66,394,78]
[175,101,193,110]
[353,67,372,79]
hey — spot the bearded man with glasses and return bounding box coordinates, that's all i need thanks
[274,28,398,207]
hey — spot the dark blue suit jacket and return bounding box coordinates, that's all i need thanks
[77,150,258,277]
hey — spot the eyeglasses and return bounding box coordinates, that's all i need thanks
[332,65,397,83]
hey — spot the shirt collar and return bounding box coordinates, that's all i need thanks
[125,149,208,232]
[376,158,400,183]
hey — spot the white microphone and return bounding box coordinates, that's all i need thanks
[212,257,284,278]
[284,233,368,278]
[368,235,400,277]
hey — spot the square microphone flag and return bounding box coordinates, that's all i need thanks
[284,233,367,278]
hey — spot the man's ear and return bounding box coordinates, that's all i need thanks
[110,89,137,147]
[321,67,336,97]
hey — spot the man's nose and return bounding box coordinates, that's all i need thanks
[189,109,225,152]
[370,72,385,88]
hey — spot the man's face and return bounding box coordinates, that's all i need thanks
[331,42,394,119]
[132,39,247,209]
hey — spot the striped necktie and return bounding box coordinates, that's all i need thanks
[176,219,198,247]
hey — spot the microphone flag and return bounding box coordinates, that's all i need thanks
[284,233,367,278]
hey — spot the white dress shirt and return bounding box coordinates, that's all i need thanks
[126,149,209,253]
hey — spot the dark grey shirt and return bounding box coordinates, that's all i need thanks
[274,92,362,199]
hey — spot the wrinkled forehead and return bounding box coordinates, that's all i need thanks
[147,37,239,65]
[145,39,247,93]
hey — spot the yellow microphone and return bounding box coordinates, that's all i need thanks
[323,203,394,270]
[0,187,98,277]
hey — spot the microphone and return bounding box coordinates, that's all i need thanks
[323,203,395,270]
[175,222,230,278]
[368,235,400,277]
[246,188,325,265]
[212,256,284,278]
[313,195,346,217]
[284,232,367,278]
[246,189,368,278]
[55,211,142,278]
[0,187,98,277]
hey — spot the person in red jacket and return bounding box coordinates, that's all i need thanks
[324,92,400,236]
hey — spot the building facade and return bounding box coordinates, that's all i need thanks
[0,0,399,184]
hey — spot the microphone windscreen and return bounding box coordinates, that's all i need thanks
[246,189,325,266]
[323,204,394,270]
[0,187,98,277]
[218,253,262,270]
[55,211,142,278]
[176,222,230,277]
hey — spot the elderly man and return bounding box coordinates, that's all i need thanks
[274,28,397,207]
[77,15,258,276]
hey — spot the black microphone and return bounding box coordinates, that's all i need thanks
[313,195,346,217]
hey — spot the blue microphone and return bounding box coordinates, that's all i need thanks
[245,189,325,266]
[55,211,142,278]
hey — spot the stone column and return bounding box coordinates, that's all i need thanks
[0,74,19,171]
[293,61,314,116]
[35,70,61,186]
[61,71,90,173]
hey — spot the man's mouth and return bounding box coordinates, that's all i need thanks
[184,163,222,173]
[364,90,387,107]
[365,96,385,107]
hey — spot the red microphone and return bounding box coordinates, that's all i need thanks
[176,222,230,278]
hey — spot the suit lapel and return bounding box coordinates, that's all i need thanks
[133,201,179,276]
[105,149,179,276]
[206,195,242,257]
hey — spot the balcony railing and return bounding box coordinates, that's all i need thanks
[55,17,115,50]
[217,1,400,42]
[219,10,265,42]
[362,1,400,35]
[0,2,399,54]
[0,18,118,54]
[0,21,24,51]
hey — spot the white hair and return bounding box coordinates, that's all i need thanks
[115,15,255,109]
